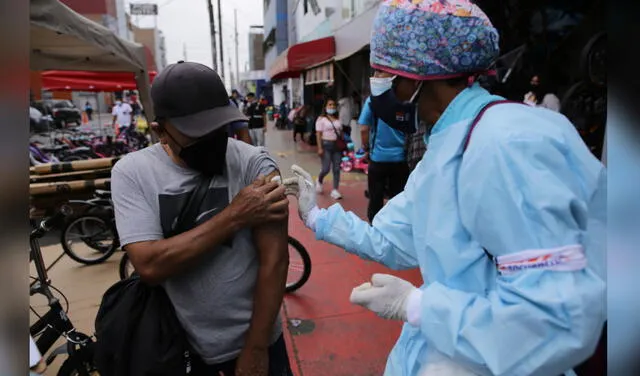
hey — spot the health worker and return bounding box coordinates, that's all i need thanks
[284,0,606,375]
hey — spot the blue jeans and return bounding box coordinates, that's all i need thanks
[319,140,342,190]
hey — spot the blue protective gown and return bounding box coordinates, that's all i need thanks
[313,84,606,376]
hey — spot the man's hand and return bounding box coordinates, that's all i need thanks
[229,176,289,227]
[350,274,418,321]
[317,148,324,156]
[236,346,269,376]
[285,165,319,230]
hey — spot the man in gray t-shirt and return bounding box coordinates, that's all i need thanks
[111,61,293,376]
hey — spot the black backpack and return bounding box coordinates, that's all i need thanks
[94,176,212,376]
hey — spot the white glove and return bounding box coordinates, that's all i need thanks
[284,164,320,230]
[349,273,418,321]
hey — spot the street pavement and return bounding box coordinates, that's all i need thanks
[32,124,423,375]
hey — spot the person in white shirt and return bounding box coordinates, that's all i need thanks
[111,100,134,135]
[523,74,561,112]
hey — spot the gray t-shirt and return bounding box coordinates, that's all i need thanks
[111,139,282,364]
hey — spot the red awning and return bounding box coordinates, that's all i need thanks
[269,37,336,80]
[41,70,157,92]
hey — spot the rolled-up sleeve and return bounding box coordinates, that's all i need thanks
[413,135,606,376]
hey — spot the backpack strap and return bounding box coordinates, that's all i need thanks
[462,99,523,265]
[368,100,379,157]
[463,100,521,151]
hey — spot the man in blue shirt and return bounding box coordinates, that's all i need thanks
[358,96,410,222]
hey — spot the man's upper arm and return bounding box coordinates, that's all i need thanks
[245,152,288,260]
[111,163,163,248]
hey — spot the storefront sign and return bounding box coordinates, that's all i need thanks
[130,3,158,16]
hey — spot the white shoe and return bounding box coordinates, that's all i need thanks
[315,179,323,193]
[330,189,343,200]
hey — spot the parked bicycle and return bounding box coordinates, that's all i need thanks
[61,190,119,265]
[29,206,99,375]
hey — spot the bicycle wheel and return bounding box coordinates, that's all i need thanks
[119,253,136,280]
[61,214,118,265]
[286,236,311,293]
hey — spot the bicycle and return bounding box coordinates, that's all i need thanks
[119,235,311,293]
[29,206,99,375]
[61,190,119,265]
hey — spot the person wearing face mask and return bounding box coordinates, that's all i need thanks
[315,98,344,200]
[524,74,561,112]
[284,1,606,375]
[358,87,409,222]
[245,93,268,147]
[110,61,294,376]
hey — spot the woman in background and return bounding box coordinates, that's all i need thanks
[315,98,343,200]
[292,105,309,142]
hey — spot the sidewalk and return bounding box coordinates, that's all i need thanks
[33,127,422,375]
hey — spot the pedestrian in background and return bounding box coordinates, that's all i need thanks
[358,94,409,222]
[111,99,133,136]
[292,105,309,142]
[245,92,267,147]
[524,73,561,112]
[84,101,93,121]
[315,98,343,200]
[405,121,427,172]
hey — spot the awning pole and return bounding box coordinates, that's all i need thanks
[334,61,361,97]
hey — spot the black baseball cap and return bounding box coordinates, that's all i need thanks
[151,61,247,138]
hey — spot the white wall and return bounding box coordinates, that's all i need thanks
[294,0,340,42]
[273,82,287,106]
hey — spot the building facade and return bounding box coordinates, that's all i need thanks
[265,0,380,111]
[132,25,167,72]
[248,27,266,71]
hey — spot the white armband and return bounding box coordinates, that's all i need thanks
[496,244,587,275]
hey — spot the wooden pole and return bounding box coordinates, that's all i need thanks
[30,178,111,196]
[30,168,112,183]
[31,157,120,175]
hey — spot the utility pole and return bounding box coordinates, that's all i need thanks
[217,0,225,79]
[234,9,240,90]
[183,43,187,61]
[207,0,218,71]
[228,51,234,89]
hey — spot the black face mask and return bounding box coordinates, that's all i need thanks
[168,128,229,176]
[369,83,422,135]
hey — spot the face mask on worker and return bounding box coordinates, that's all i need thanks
[167,127,229,176]
[369,77,423,135]
[326,108,337,115]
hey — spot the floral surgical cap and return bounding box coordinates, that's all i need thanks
[370,0,500,80]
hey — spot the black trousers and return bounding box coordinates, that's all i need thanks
[293,125,306,142]
[367,161,410,222]
[342,124,352,137]
[191,334,293,376]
